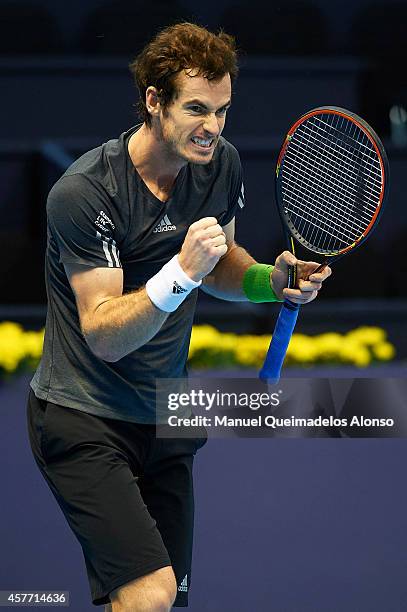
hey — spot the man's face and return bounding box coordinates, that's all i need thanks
[156,71,232,165]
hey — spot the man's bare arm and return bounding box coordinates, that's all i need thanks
[202,218,332,303]
[66,264,169,362]
[201,218,256,300]
[201,241,256,301]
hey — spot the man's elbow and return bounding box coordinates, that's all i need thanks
[81,323,121,363]
[85,335,120,362]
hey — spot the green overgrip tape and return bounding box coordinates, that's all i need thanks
[242,264,283,303]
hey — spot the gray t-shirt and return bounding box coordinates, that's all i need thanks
[31,125,245,423]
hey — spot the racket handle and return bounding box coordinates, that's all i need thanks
[308,259,328,277]
[259,300,300,383]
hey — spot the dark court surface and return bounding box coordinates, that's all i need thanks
[1,374,407,611]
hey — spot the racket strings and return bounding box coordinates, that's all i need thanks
[284,144,361,250]
[314,116,380,161]
[291,116,357,251]
[294,117,381,215]
[282,174,365,246]
[283,154,366,251]
[298,125,382,206]
[302,115,381,250]
[280,112,383,254]
[300,118,382,199]
[283,152,374,231]
[284,143,380,225]
[300,116,381,214]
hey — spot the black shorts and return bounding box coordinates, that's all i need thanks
[27,389,207,607]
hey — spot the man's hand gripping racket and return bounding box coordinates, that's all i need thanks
[259,106,389,382]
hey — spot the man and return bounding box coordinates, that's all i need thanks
[27,22,331,612]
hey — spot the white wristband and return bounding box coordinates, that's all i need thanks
[145,255,202,313]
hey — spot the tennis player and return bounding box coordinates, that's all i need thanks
[27,22,331,612]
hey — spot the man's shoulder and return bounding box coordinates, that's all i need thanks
[63,145,104,180]
[67,136,122,179]
[48,126,137,206]
[58,126,136,191]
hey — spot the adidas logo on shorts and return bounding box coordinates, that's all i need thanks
[153,214,176,233]
[178,575,188,592]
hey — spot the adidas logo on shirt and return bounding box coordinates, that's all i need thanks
[178,575,188,592]
[153,214,176,233]
[173,281,187,294]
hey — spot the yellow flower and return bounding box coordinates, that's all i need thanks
[287,334,316,364]
[0,322,27,372]
[372,342,396,361]
[23,330,45,359]
[346,326,386,346]
[0,321,396,376]
[186,325,396,369]
[0,323,44,374]
[314,333,343,363]
[351,346,371,367]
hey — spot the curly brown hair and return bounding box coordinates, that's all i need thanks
[129,22,239,126]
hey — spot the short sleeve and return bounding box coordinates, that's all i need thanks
[47,174,122,268]
[222,143,245,227]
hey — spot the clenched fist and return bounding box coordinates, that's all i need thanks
[178,217,227,282]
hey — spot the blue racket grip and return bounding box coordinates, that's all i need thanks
[259,300,300,383]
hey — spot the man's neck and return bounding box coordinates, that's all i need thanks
[128,124,185,200]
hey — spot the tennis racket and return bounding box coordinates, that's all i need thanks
[259,106,389,382]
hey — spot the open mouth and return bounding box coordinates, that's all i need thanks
[191,136,214,149]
